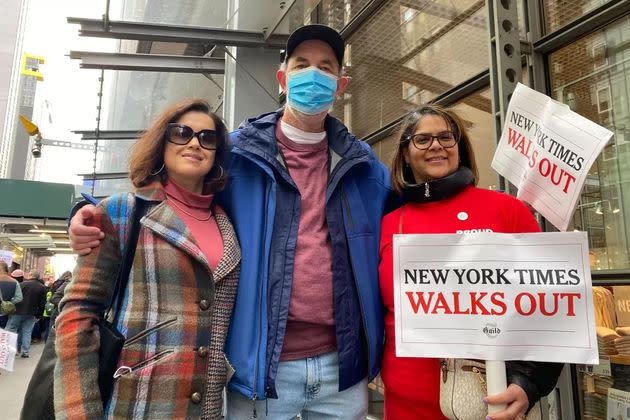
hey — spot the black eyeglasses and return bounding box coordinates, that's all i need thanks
[405,132,459,150]
[166,123,221,150]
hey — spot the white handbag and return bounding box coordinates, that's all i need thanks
[439,359,543,420]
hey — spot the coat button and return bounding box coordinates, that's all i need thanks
[199,299,210,310]
[197,346,209,358]
[190,392,202,404]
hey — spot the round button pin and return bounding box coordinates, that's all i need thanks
[457,212,468,221]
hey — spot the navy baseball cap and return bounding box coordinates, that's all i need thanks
[285,24,345,66]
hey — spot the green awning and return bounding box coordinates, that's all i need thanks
[0,179,74,219]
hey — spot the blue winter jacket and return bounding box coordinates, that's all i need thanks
[218,110,392,401]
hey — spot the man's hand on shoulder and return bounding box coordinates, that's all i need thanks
[69,205,105,256]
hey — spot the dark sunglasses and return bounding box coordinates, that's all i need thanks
[166,123,221,150]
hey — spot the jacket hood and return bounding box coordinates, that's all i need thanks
[234,109,370,162]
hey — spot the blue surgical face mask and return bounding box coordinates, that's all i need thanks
[286,66,338,115]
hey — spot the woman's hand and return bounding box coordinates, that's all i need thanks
[484,383,529,420]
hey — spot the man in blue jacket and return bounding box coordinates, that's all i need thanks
[69,24,391,418]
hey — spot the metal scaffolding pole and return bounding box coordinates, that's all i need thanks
[486,0,521,193]
[67,17,289,49]
[69,51,226,73]
[73,130,143,141]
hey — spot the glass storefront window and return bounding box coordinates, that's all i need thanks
[451,87,498,190]
[107,0,229,28]
[333,0,489,139]
[319,0,372,31]
[575,285,630,419]
[372,132,399,168]
[80,178,134,199]
[549,16,630,270]
[543,0,615,34]
[101,70,223,131]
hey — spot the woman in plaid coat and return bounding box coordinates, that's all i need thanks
[54,99,240,419]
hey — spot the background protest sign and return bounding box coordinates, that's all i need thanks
[491,83,613,231]
[0,328,18,372]
[393,231,597,364]
[0,250,13,267]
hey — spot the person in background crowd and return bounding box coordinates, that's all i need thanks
[44,274,55,288]
[28,270,47,343]
[11,269,24,283]
[0,261,22,329]
[6,267,47,358]
[50,271,72,295]
[41,286,53,342]
[48,271,72,326]
[54,99,240,419]
[379,104,563,420]
[67,25,391,419]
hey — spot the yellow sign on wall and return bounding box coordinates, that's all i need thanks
[21,53,45,81]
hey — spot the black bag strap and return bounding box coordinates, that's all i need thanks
[104,197,148,324]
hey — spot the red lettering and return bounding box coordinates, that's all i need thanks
[560,293,581,316]
[515,292,536,316]
[528,150,538,168]
[538,158,577,194]
[452,292,471,315]
[562,172,576,193]
[432,293,453,314]
[490,292,507,315]
[470,292,490,315]
[538,157,552,177]
[405,291,434,314]
[507,127,522,147]
[538,293,559,316]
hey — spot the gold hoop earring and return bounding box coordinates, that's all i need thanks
[150,163,165,176]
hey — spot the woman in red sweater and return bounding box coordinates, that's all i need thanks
[379,104,562,419]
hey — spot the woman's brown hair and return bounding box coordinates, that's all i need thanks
[128,99,229,193]
[390,104,479,195]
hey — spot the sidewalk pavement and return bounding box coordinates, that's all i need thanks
[0,340,45,420]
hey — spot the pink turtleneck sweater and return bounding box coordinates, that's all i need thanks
[163,180,223,271]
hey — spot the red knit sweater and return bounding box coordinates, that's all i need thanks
[378,186,540,419]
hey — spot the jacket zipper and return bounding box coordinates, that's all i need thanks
[266,191,298,400]
[113,349,175,378]
[123,317,178,347]
[252,182,275,418]
[346,231,372,380]
[231,147,273,414]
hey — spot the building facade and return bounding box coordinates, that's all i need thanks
[0,0,30,178]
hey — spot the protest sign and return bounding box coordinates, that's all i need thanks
[0,328,18,372]
[0,250,12,267]
[393,231,597,364]
[491,83,613,231]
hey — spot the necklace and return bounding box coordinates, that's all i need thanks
[166,196,213,221]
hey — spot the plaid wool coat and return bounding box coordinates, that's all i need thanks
[54,183,240,419]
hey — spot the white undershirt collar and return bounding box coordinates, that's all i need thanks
[280,120,326,144]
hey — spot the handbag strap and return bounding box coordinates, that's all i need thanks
[104,197,148,324]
